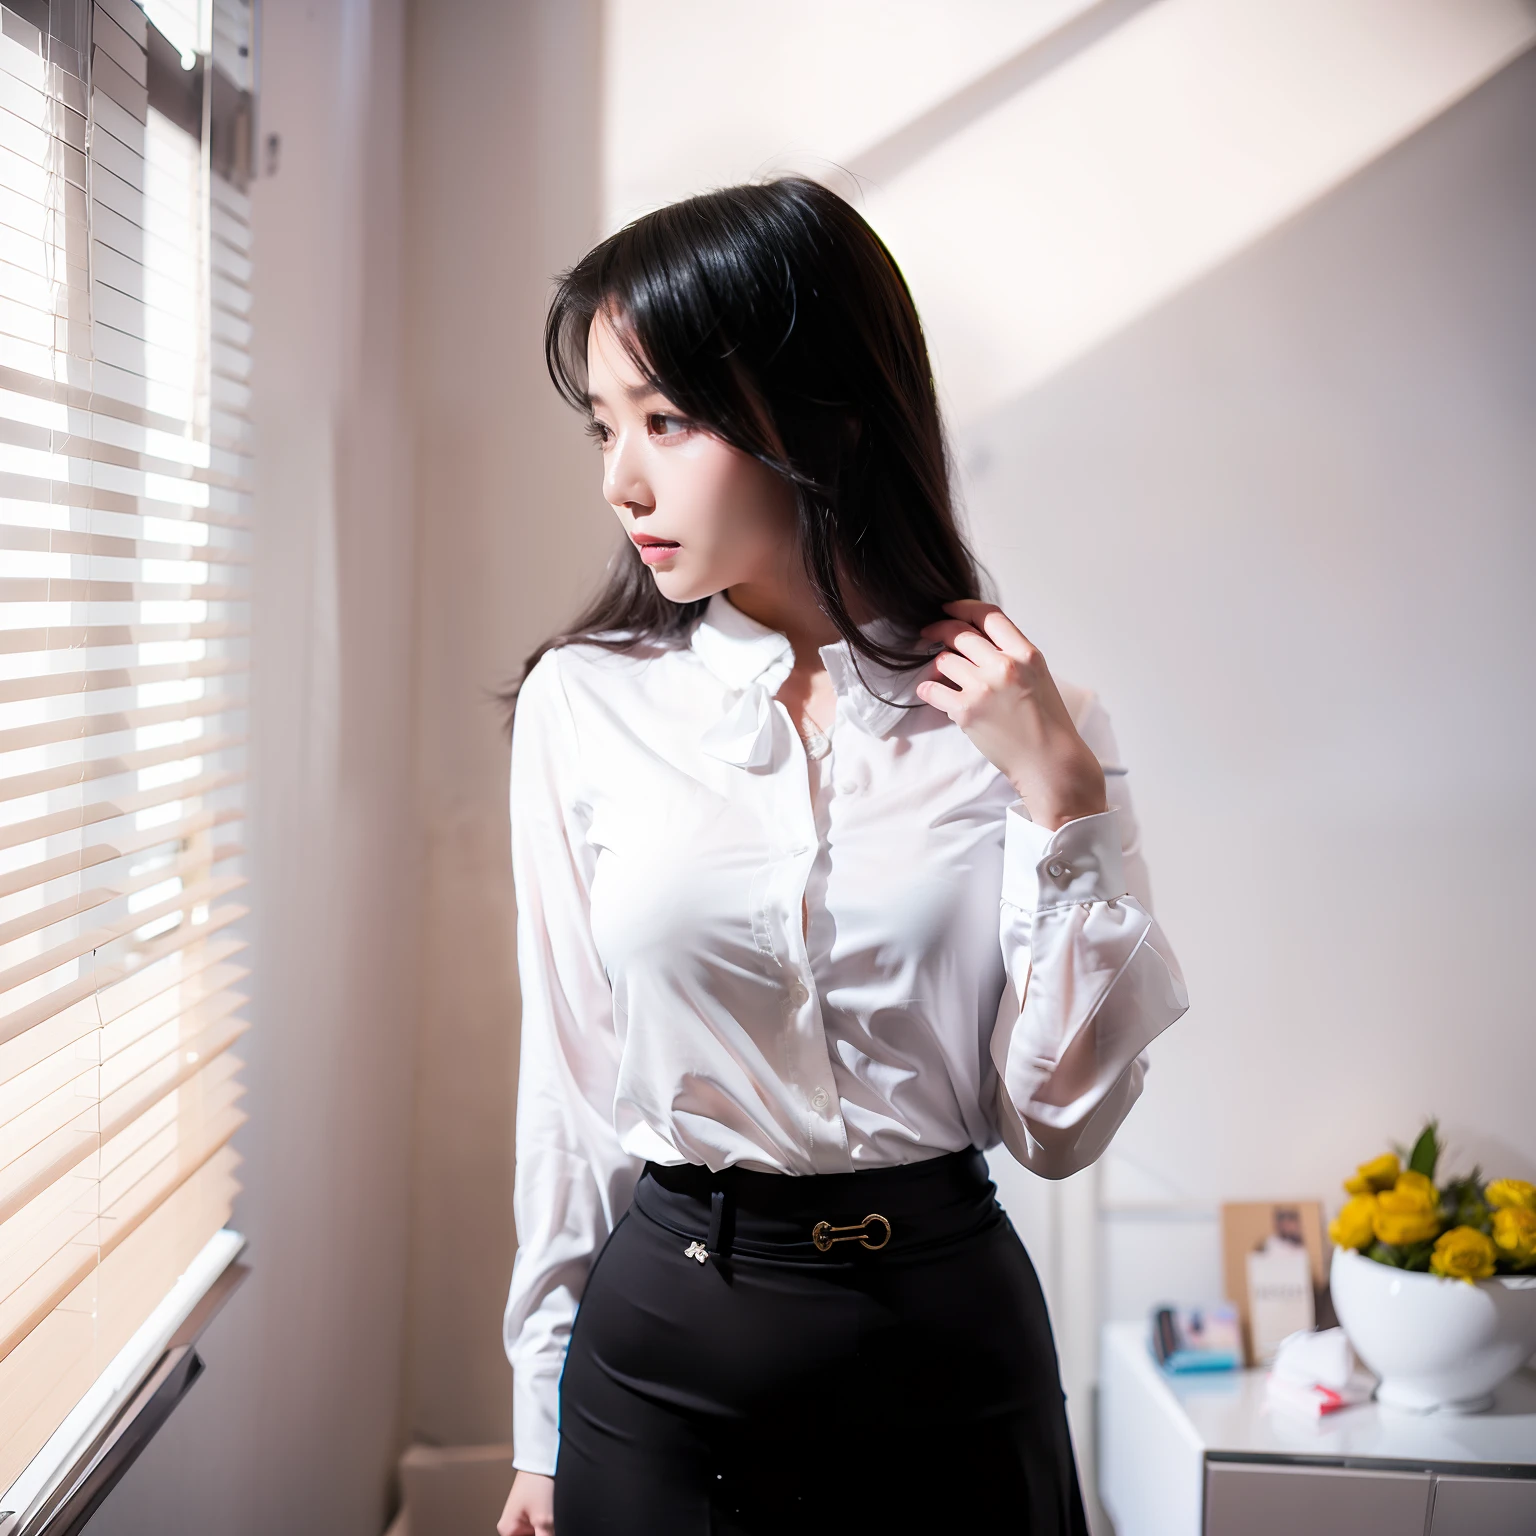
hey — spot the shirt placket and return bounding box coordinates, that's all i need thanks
[766,696,852,1173]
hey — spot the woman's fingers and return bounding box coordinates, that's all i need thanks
[919,616,997,667]
[917,614,1014,720]
[930,602,1071,723]
[940,598,1038,663]
[931,648,979,688]
[920,616,985,647]
[914,676,963,716]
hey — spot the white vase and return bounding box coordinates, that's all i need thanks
[1330,1246,1536,1413]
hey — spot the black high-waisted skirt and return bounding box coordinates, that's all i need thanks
[553,1146,1090,1535]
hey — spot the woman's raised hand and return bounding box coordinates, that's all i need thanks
[498,1471,554,1536]
[916,599,1106,832]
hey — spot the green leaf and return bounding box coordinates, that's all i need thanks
[1439,1171,1488,1231]
[1408,1121,1440,1180]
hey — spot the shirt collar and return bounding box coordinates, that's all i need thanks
[689,589,935,740]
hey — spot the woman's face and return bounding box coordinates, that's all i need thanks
[585,308,798,606]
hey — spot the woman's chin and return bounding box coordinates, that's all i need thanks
[650,569,708,604]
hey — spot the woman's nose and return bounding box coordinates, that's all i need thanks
[604,426,653,513]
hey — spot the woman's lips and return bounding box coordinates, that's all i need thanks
[636,540,680,565]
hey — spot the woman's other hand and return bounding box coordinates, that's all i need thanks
[498,1470,555,1536]
[916,599,1106,831]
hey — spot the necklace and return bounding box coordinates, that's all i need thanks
[798,714,831,760]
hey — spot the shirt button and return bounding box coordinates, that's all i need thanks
[1047,860,1069,880]
[835,779,858,796]
[810,1087,829,1111]
[788,982,808,1007]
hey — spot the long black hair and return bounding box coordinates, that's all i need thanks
[505,174,988,715]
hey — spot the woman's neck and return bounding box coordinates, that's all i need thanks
[725,576,878,672]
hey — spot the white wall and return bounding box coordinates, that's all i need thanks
[601,0,1095,228]
[89,1,421,1532]
[957,47,1536,1326]
[401,0,605,1449]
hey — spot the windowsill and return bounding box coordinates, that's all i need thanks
[0,1228,247,1535]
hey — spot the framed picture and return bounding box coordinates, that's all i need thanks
[1220,1201,1330,1365]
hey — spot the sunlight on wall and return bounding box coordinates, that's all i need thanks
[603,0,1535,425]
[862,0,1536,420]
[602,0,1094,228]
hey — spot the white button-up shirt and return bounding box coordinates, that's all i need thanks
[503,590,1189,1474]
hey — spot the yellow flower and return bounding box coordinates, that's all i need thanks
[1430,1226,1497,1282]
[1394,1170,1438,1205]
[1344,1152,1401,1195]
[1374,1209,1442,1245]
[1328,1194,1378,1250]
[1492,1207,1536,1269]
[1373,1172,1442,1246]
[1487,1179,1536,1213]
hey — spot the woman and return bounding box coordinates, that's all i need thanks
[498,176,1187,1536]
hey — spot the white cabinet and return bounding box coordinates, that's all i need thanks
[1427,1474,1536,1534]
[1099,1322,1536,1536]
[1204,1463,1430,1535]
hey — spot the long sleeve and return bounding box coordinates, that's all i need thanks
[989,694,1189,1179]
[503,648,643,1476]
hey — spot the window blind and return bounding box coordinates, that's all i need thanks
[0,0,252,1492]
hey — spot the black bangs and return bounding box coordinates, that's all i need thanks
[546,184,848,465]
[510,175,989,718]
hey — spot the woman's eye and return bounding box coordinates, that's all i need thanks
[647,412,689,438]
[583,418,611,447]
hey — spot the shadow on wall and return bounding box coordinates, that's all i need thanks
[957,44,1536,1320]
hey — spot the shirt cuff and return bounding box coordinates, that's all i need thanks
[1001,803,1126,914]
[512,1369,561,1477]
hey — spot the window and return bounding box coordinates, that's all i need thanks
[0,0,252,1496]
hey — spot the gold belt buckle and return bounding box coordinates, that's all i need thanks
[811,1212,892,1252]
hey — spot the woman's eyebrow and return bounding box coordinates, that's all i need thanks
[585,382,665,411]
